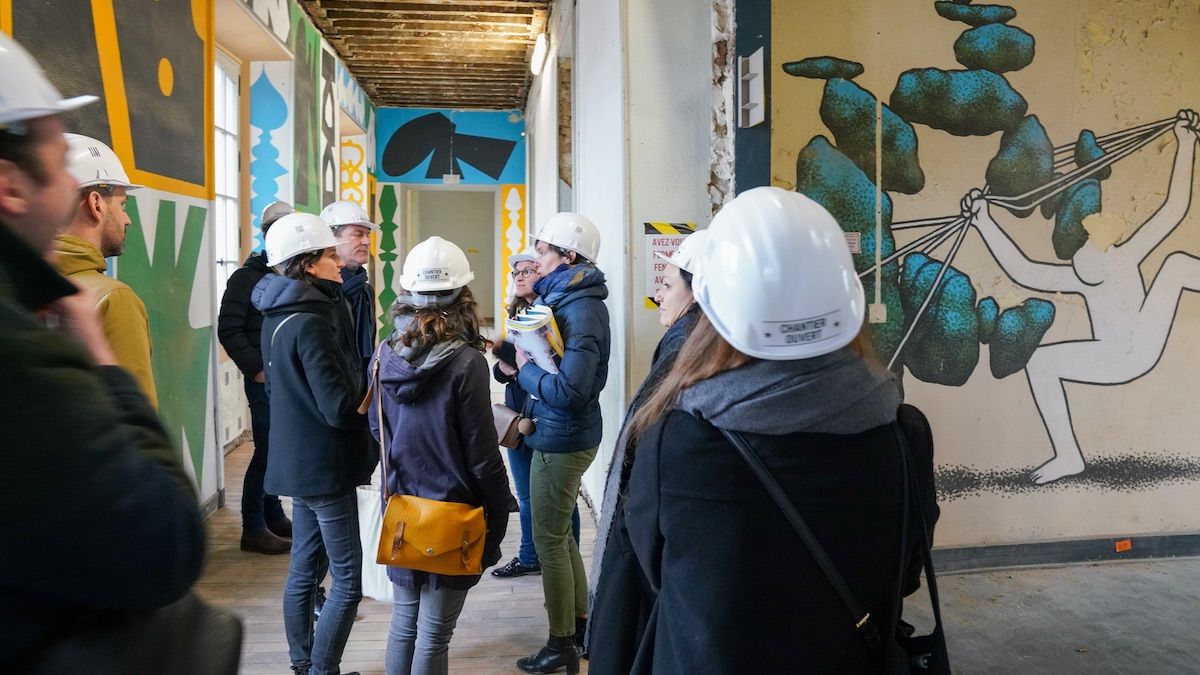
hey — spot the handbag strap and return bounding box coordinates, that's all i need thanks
[367,348,392,499]
[720,427,902,651]
[899,425,945,633]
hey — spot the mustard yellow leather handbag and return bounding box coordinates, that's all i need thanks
[365,352,487,576]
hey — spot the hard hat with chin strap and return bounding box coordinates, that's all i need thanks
[536,212,601,263]
[65,134,141,190]
[320,200,378,231]
[693,187,865,361]
[0,32,96,129]
[400,236,475,293]
[265,213,338,267]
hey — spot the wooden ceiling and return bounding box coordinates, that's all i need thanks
[298,0,551,110]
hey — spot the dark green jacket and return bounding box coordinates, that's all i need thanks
[0,224,205,666]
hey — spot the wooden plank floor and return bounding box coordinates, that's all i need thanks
[198,402,596,673]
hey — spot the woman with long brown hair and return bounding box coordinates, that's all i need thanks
[589,188,906,674]
[368,236,514,675]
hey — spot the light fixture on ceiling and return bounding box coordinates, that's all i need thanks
[530,32,549,76]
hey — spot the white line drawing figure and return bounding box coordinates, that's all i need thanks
[964,109,1199,484]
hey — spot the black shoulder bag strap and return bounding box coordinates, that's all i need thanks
[720,426,913,653]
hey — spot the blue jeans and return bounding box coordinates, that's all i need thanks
[385,583,470,675]
[508,444,580,566]
[284,491,362,675]
[242,379,285,530]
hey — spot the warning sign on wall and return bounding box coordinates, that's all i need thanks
[644,222,696,309]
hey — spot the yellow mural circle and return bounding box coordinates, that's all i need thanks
[158,58,175,97]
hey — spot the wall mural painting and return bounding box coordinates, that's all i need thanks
[376,109,525,184]
[6,0,218,497]
[12,0,212,199]
[113,0,208,187]
[779,2,1199,498]
[341,136,368,207]
[290,1,322,213]
[336,58,370,132]
[121,194,215,483]
[376,184,402,341]
[500,184,528,313]
[240,0,290,44]
[12,0,111,145]
[320,45,338,208]
[249,62,292,252]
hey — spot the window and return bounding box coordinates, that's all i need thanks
[213,52,241,298]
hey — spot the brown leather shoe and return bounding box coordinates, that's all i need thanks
[240,528,291,555]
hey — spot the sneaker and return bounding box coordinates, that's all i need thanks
[491,557,541,578]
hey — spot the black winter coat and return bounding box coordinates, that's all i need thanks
[369,340,515,590]
[253,275,374,498]
[590,407,934,675]
[217,252,272,377]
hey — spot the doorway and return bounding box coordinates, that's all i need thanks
[405,186,499,324]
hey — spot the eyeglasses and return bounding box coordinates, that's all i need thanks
[510,268,536,279]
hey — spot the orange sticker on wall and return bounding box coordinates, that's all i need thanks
[1114,539,1132,553]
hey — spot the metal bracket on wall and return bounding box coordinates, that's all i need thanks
[738,47,765,128]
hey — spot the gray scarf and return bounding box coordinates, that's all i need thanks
[587,347,900,612]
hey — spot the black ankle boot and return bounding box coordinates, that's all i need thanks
[574,617,588,660]
[516,634,580,674]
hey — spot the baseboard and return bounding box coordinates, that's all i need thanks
[199,488,225,520]
[223,430,251,455]
[933,533,1200,574]
[578,485,598,525]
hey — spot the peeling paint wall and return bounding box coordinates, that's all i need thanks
[767,0,1200,552]
[710,0,736,212]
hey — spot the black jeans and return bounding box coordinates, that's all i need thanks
[242,379,285,530]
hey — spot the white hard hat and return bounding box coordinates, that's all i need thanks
[64,133,141,190]
[653,229,708,275]
[320,200,377,231]
[265,212,339,267]
[694,187,865,361]
[261,201,294,231]
[400,236,475,293]
[536,212,601,262]
[507,244,538,269]
[0,32,96,127]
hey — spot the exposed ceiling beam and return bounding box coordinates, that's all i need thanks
[323,10,532,25]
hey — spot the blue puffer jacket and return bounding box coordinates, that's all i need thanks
[518,263,611,453]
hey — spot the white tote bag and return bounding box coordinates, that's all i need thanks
[357,480,394,603]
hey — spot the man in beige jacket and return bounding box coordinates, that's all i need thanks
[53,134,156,406]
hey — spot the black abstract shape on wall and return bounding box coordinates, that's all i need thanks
[113,0,206,185]
[14,0,112,146]
[382,113,517,180]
